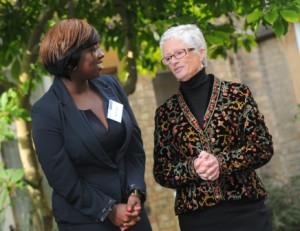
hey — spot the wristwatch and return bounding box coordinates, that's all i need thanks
[129,189,146,203]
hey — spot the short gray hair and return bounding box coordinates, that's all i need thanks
[159,24,207,67]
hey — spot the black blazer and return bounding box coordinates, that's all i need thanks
[31,75,147,225]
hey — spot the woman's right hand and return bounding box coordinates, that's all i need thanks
[108,203,140,230]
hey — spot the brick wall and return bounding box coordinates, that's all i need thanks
[128,75,180,231]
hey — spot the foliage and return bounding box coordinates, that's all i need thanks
[294,104,300,122]
[0,0,300,229]
[85,0,300,76]
[45,0,300,89]
[0,162,25,213]
[0,89,31,140]
[0,0,300,97]
[266,176,300,231]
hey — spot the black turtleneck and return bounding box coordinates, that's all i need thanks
[179,68,214,126]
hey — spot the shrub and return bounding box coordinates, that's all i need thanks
[266,176,300,231]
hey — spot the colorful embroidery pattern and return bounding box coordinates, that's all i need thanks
[153,77,273,215]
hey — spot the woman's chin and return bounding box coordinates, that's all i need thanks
[97,64,104,71]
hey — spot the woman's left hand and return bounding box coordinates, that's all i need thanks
[119,195,142,230]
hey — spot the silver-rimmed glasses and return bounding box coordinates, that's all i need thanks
[161,48,195,65]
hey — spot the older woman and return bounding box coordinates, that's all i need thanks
[153,24,274,231]
[31,18,152,231]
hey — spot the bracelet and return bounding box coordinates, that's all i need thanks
[130,189,142,198]
[129,189,146,203]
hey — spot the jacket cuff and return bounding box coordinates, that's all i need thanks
[215,154,228,176]
[188,157,199,179]
[96,198,116,222]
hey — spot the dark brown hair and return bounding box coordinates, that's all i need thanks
[39,18,100,78]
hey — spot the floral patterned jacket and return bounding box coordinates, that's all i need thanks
[153,76,274,215]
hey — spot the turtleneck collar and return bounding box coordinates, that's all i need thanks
[179,68,210,91]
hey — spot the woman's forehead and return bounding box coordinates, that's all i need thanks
[162,39,188,54]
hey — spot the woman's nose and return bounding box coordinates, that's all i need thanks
[169,56,178,65]
[96,49,104,58]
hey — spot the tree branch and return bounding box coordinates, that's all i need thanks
[112,0,138,95]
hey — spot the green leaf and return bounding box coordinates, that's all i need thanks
[246,9,263,23]
[215,31,231,43]
[0,190,9,208]
[264,11,279,25]
[273,19,285,37]
[205,35,224,46]
[0,92,8,108]
[243,39,252,52]
[280,10,300,22]
[11,58,21,79]
[10,169,24,183]
[22,79,30,95]
[14,108,31,121]
[0,169,7,180]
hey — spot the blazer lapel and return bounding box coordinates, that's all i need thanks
[91,78,133,164]
[178,76,221,134]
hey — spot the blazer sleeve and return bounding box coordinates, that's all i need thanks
[31,94,115,222]
[103,76,147,198]
[216,84,274,176]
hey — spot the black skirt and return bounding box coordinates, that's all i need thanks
[178,199,273,231]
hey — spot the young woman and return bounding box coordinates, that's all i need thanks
[31,18,152,231]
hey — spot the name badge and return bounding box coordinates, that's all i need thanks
[107,99,123,123]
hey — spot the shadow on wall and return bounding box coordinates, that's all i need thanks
[152,71,178,106]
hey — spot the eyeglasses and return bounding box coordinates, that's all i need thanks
[161,48,195,65]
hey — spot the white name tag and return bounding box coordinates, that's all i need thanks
[107,99,123,123]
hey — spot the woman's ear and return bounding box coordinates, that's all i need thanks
[199,48,205,58]
[199,48,206,67]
